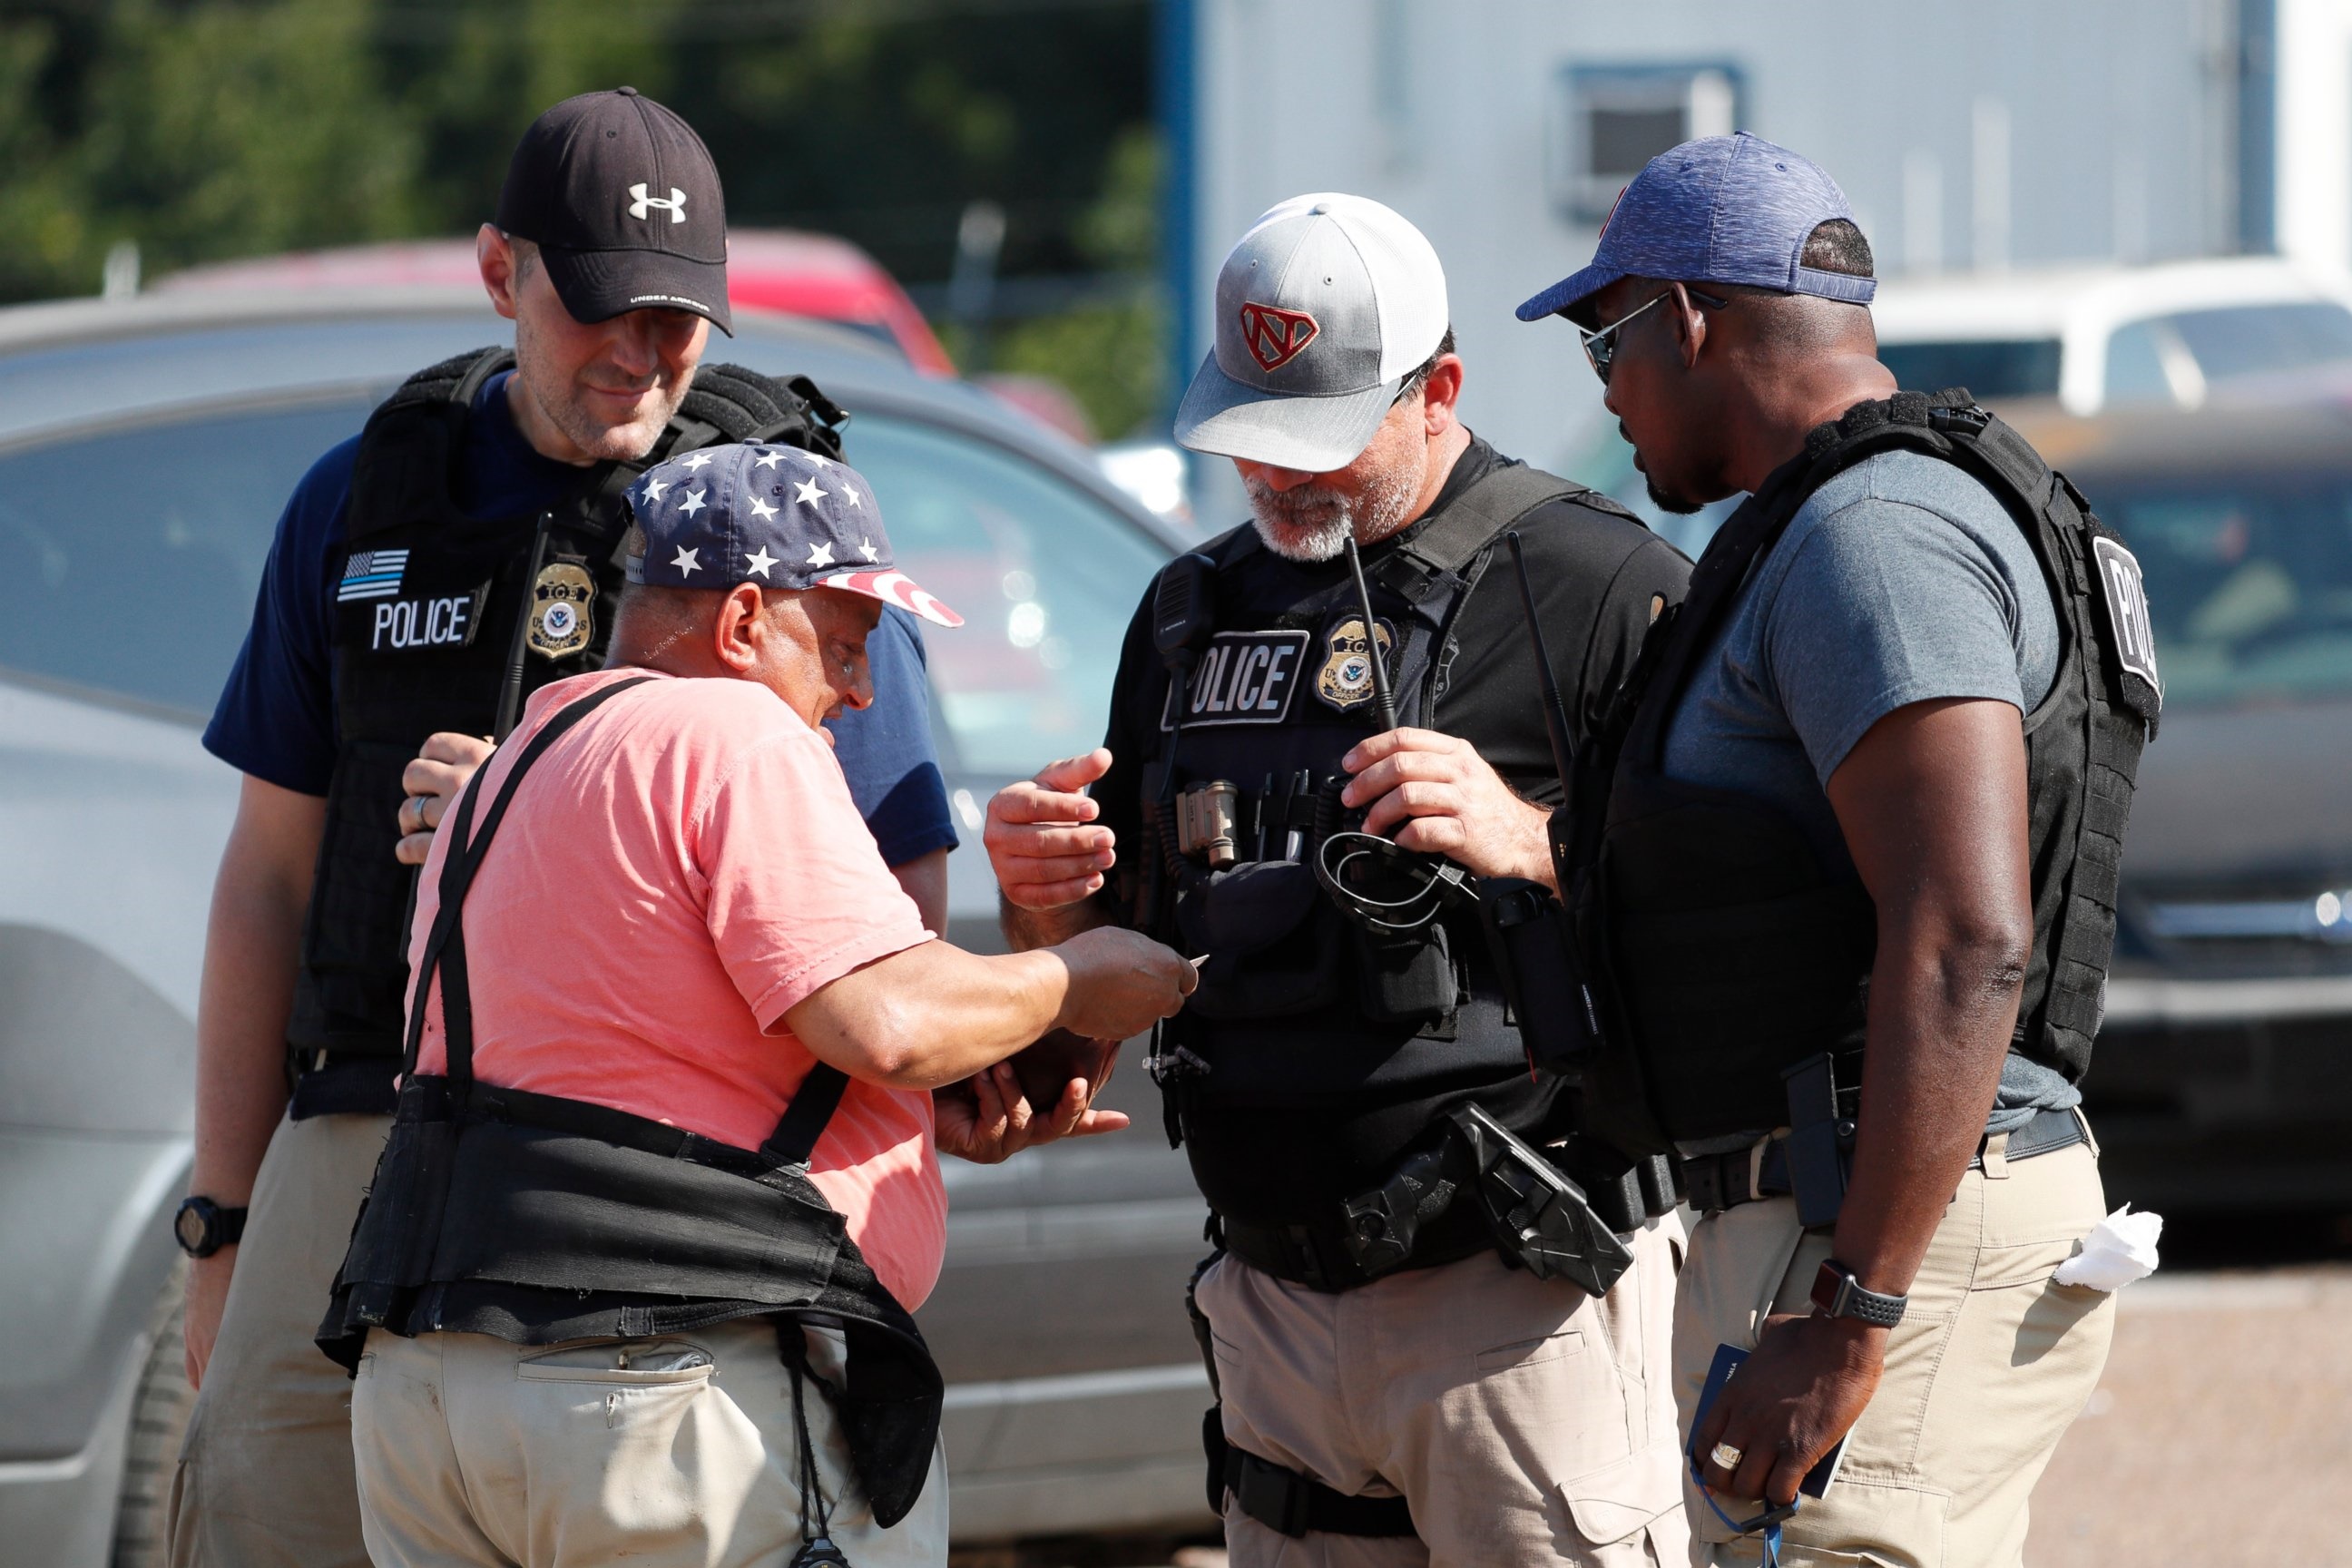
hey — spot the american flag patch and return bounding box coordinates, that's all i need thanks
[338,548,409,602]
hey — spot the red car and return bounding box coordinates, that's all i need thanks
[157,230,957,377]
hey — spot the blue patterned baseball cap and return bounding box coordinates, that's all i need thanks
[1516,132,1875,324]
[622,442,963,627]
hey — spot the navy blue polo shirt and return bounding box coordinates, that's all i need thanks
[204,370,957,868]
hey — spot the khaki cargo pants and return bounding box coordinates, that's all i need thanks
[1675,1135,2115,1568]
[351,1318,948,1568]
[1197,1218,1690,1567]
[167,1108,389,1568]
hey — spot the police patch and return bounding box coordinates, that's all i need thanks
[1313,616,1396,713]
[1159,629,1311,730]
[527,562,597,660]
[2091,536,2161,699]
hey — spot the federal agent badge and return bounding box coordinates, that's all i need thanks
[1315,615,1395,712]
[527,561,597,659]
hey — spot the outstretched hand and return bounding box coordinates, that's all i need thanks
[933,1060,1132,1164]
[985,750,1119,911]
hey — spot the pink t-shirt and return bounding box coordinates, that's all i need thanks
[407,667,946,1308]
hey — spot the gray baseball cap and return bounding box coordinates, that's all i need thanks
[1174,193,1450,473]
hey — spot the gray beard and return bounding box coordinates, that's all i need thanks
[1245,464,1421,563]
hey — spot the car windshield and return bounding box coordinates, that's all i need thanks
[2095,472,2352,710]
[2106,302,2352,407]
[851,413,1166,774]
[1877,338,2063,400]
[0,393,1164,764]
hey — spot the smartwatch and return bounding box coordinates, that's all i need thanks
[174,1196,248,1259]
[1809,1258,1906,1328]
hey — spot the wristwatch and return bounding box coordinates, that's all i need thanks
[1809,1258,1907,1328]
[173,1196,248,1259]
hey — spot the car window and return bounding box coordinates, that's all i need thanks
[0,386,1166,763]
[2164,302,2352,383]
[841,413,1167,775]
[1876,338,2062,400]
[0,397,373,714]
[2097,475,2352,710]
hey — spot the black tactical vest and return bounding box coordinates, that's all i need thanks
[1142,466,1622,1204]
[317,678,940,1530]
[1578,392,2161,1151]
[288,348,848,1093]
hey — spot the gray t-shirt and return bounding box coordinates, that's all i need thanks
[1661,448,2075,1137]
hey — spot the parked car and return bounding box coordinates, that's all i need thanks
[156,231,958,376]
[1871,257,2352,416]
[0,287,1214,1563]
[2004,398,2352,1213]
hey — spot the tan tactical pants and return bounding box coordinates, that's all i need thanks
[350,1318,949,1568]
[1675,1135,2115,1568]
[1197,1219,1690,1567]
[166,1108,389,1568]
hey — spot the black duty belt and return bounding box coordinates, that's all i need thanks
[1682,1105,2090,1216]
[1220,1194,1493,1294]
[1219,1126,1678,1294]
[289,1054,401,1120]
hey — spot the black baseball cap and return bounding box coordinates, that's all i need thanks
[494,86,733,336]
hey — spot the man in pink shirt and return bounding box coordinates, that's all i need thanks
[323,443,1195,1568]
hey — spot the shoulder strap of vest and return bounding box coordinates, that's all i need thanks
[346,347,524,544]
[381,345,515,416]
[664,363,850,462]
[1622,391,1966,769]
[1395,462,1618,575]
[401,676,856,1167]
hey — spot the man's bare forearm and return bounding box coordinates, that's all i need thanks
[1831,911,2024,1297]
[190,783,326,1203]
[999,887,1122,952]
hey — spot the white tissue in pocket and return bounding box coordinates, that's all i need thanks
[2053,1202,2163,1291]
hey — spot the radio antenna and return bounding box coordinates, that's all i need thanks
[1342,534,1398,730]
[1507,531,1576,789]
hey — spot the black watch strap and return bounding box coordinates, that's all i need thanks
[174,1196,249,1259]
[1809,1258,1906,1328]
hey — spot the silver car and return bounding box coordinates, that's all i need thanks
[0,288,1217,1562]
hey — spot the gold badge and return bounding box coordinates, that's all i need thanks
[1315,616,1395,712]
[527,562,597,659]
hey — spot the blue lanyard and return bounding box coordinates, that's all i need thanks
[1693,1460,1795,1567]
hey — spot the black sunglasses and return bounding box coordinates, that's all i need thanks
[1580,284,1731,386]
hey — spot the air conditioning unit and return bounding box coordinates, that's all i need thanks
[1549,64,1743,223]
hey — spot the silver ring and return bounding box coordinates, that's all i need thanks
[401,796,422,833]
[1710,1441,1744,1471]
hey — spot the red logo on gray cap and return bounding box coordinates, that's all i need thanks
[1239,302,1320,372]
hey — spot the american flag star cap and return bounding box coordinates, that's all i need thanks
[622,441,964,628]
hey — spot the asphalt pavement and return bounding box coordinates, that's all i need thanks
[2025,1257,2352,1566]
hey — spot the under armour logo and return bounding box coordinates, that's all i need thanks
[1238,302,1319,373]
[628,183,688,223]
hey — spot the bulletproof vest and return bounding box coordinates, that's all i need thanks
[1581,391,2161,1150]
[317,677,940,1529]
[1144,466,1606,1164]
[289,348,850,1069]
